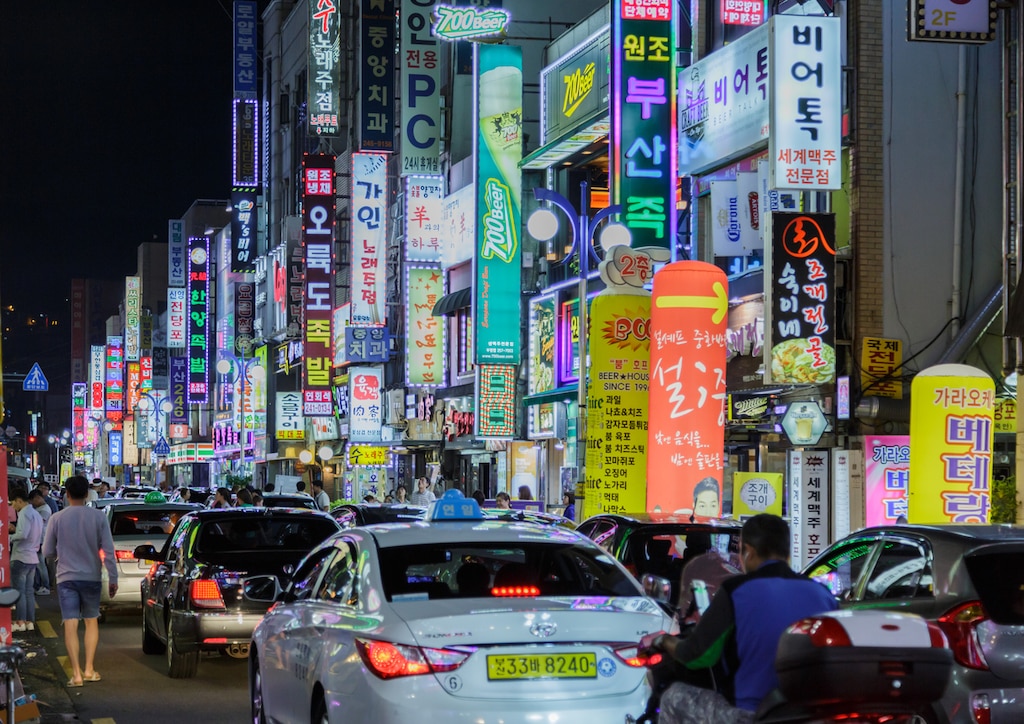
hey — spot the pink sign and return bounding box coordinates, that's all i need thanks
[864,435,909,527]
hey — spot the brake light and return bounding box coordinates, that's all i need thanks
[970,692,991,724]
[491,585,541,598]
[190,579,225,609]
[614,645,662,668]
[355,638,469,679]
[936,601,989,670]
[115,550,135,561]
[786,616,852,647]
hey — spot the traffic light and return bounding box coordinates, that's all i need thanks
[27,435,36,445]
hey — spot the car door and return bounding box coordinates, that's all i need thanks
[148,518,193,639]
[856,533,932,613]
[804,534,883,602]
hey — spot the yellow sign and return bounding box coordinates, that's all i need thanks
[995,398,1017,434]
[860,337,903,399]
[562,62,596,119]
[583,295,649,517]
[732,472,784,517]
[348,445,389,467]
[908,364,994,524]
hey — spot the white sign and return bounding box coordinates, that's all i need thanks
[125,276,141,362]
[678,22,769,176]
[405,175,446,262]
[351,153,388,325]
[832,449,851,543]
[441,183,476,268]
[769,15,842,190]
[910,0,995,43]
[168,219,185,287]
[349,366,383,441]
[167,288,187,349]
[275,391,304,440]
[789,449,830,569]
[709,175,759,256]
[401,0,442,175]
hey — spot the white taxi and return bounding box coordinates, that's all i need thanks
[248,490,670,723]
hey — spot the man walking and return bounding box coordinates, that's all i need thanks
[42,475,118,688]
[311,479,331,511]
[409,477,436,506]
[9,486,44,631]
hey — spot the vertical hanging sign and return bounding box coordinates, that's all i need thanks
[360,0,396,150]
[789,449,831,569]
[168,220,185,287]
[401,0,442,174]
[475,43,523,364]
[302,154,336,417]
[308,0,340,136]
[187,235,210,404]
[405,266,445,386]
[351,153,389,325]
[105,336,125,425]
[125,277,141,363]
[611,0,676,251]
[404,175,445,262]
[230,189,258,272]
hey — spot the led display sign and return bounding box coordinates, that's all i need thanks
[302,154,336,417]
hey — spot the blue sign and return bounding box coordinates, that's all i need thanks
[22,363,49,392]
[345,326,390,364]
[154,437,171,456]
[109,431,123,466]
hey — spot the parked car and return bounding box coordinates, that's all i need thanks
[330,502,427,528]
[575,513,742,612]
[256,493,318,510]
[114,485,158,500]
[169,487,213,507]
[248,491,670,723]
[481,507,577,529]
[804,523,1024,724]
[136,507,341,678]
[100,500,202,614]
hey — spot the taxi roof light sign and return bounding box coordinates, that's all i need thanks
[427,489,485,521]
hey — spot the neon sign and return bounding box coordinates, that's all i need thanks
[432,5,510,43]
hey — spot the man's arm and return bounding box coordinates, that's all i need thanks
[97,516,119,587]
[657,584,735,670]
[42,517,56,559]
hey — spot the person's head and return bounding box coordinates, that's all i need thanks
[215,487,232,505]
[264,482,276,493]
[363,494,378,503]
[236,488,253,506]
[29,489,47,509]
[471,490,485,506]
[65,475,91,502]
[495,491,511,509]
[384,493,394,503]
[417,477,428,492]
[395,486,407,501]
[99,481,111,497]
[517,485,532,501]
[739,514,790,573]
[9,484,30,511]
[563,491,575,506]
[311,479,324,493]
[178,487,191,501]
[693,477,720,517]
[296,480,306,492]
[35,480,51,494]
[252,491,263,505]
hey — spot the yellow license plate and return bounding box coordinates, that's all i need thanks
[486,653,597,680]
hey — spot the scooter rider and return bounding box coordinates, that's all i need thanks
[646,514,838,724]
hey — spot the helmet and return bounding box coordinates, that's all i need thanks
[144,490,168,504]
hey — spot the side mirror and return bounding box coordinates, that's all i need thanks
[134,544,161,562]
[0,588,19,609]
[641,574,673,604]
[242,574,283,603]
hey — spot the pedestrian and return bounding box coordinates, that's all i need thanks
[235,488,254,507]
[562,492,575,521]
[311,479,331,511]
[29,489,52,595]
[296,480,307,494]
[495,491,511,510]
[41,475,118,687]
[10,485,44,631]
[517,484,533,501]
[252,491,263,506]
[394,485,408,504]
[34,481,59,514]
[471,490,486,506]
[211,487,232,509]
[176,487,192,503]
[409,477,436,506]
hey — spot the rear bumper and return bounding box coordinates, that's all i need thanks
[941,668,1024,724]
[171,609,265,653]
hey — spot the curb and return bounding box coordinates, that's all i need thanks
[12,630,80,723]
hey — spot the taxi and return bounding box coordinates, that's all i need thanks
[248,490,671,724]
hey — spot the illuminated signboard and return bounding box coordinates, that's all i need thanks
[187,235,210,404]
[127,362,141,413]
[360,0,396,150]
[861,337,903,399]
[308,0,340,136]
[233,1,257,96]
[105,336,124,424]
[235,281,256,356]
[348,444,389,467]
[71,279,85,383]
[232,98,259,187]
[276,391,304,440]
[404,176,445,263]
[722,0,765,27]
[864,435,909,527]
[528,296,556,395]
[167,288,187,349]
[540,29,609,144]
[90,345,105,411]
[432,5,511,42]
[351,153,388,325]
[125,276,141,362]
[908,0,998,44]
[406,266,445,387]
[230,189,257,272]
[346,326,389,364]
[169,356,188,436]
[302,153,336,417]
[789,450,830,568]
[475,44,522,364]
[401,0,442,174]
[611,0,677,251]
[441,183,476,268]
[476,364,516,437]
[168,219,185,287]
[350,367,383,442]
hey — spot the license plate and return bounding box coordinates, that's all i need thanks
[486,653,597,680]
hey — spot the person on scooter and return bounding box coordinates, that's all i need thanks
[646,514,838,723]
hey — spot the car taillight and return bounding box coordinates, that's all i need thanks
[490,585,541,597]
[190,579,225,609]
[786,616,852,647]
[115,550,135,561]
[970,692,991,724]
[936,600,989,670]
[355,638,469,679]
[614,645,661,668]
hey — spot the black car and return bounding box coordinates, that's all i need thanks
[576,513,742,611]
[330,502,426,528]
[136,507,341,678]
[258,493,319,510]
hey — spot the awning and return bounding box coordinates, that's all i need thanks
[523,385,578,407]
[432,287,471,316]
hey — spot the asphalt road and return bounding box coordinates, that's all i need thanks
[19,593,251,723]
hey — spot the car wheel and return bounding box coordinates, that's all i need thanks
[141,610,164,655]
[165,615,199,678]
[312,694,328,724]
[251,655,268,724]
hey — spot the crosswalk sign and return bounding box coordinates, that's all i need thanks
[154,437,171,456]
[22,363,49,392]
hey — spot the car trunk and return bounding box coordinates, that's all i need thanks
[197,551,304,613]
[963,541,1024,680]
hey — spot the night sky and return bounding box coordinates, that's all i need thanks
[1,2,238,321]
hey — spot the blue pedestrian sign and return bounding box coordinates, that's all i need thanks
[154,437,171,456]
[22,363,49,392]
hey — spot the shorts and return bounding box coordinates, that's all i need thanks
[57,580,102,620]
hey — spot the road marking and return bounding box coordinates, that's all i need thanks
[57,655,71,679]
[37,620,57,638]
[92,720,117,724]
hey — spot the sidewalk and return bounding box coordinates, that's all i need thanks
[9,622,79,723]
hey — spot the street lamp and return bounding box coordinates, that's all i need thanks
[47,429,71,480]
[526,182,629,516]
[137,392,173,481]
[216,351,264,460]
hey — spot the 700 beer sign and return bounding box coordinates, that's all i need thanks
[432,5,510,42]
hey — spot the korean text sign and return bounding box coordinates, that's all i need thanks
[860,337,903,399]
[769,15,841,190]
[583,295,650,518]
[352,153,388,325]
[105,336,125,424]
[308,0,340,136]
[406,267,445,386]
[475,44,523,364]
[404,176,445,262]
[302,154,336,417]
[233,1,257,97]
[768,212,836,385]
[528,296,556,395]
[789,450,830,569]
[909,364,994,523]
[187,235,209,404]
[350,367,383,442]
[647,262,727,514]
[864,435,909,527]
[612,0,676,251]
[125,277,141,362]
[732,471,783,517]
[360,0,396,150]
[168,219,185,287]
[231,189,258,272]
[401,0,441,174]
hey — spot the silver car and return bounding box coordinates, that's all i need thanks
[248,495,671,723]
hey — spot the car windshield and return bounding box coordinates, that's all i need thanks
[111,509,188,536]
[377,541,640,601]
[195,516,338,554]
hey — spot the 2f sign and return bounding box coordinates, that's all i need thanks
[923,0,989,33]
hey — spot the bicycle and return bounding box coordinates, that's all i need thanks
[0,588,26,724]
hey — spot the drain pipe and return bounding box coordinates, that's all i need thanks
[1003,12,1014,377]
[951,44,968,338]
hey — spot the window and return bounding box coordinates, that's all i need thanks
[316,539,358,606]
[289,549,336,602]
[577,519,620,553]
[456,309,474,378]
[805,537,879,601]
[863,537,931,600]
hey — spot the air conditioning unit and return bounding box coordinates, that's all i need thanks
[385,388,407,426]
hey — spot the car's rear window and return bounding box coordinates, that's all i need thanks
[196,516,337,554]
[111,510,188,537]
[965,548,1024,625]
[377,541,641,601]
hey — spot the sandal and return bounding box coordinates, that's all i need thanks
[67,679,83,688]
[82,672,102,682]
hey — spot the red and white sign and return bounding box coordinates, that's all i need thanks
[351,153,388,325]
[301,153,336,417]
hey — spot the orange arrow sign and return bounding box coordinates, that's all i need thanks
[653,281,728,324]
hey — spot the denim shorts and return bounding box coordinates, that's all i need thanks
[57,580,102,620]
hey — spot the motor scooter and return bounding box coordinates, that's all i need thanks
[627,609,953,724]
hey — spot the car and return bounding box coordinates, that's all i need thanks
[330,502,427,528]
[575,513,742,612]
[481,507,577,529]
[247,490,672,723]
[803,523,1024,724]
[136,507,342,678]
[114,485,158,500]
[168,487,213,507]
[100,500,203,612]
[255,493,318,510]
[89,496,141,510]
